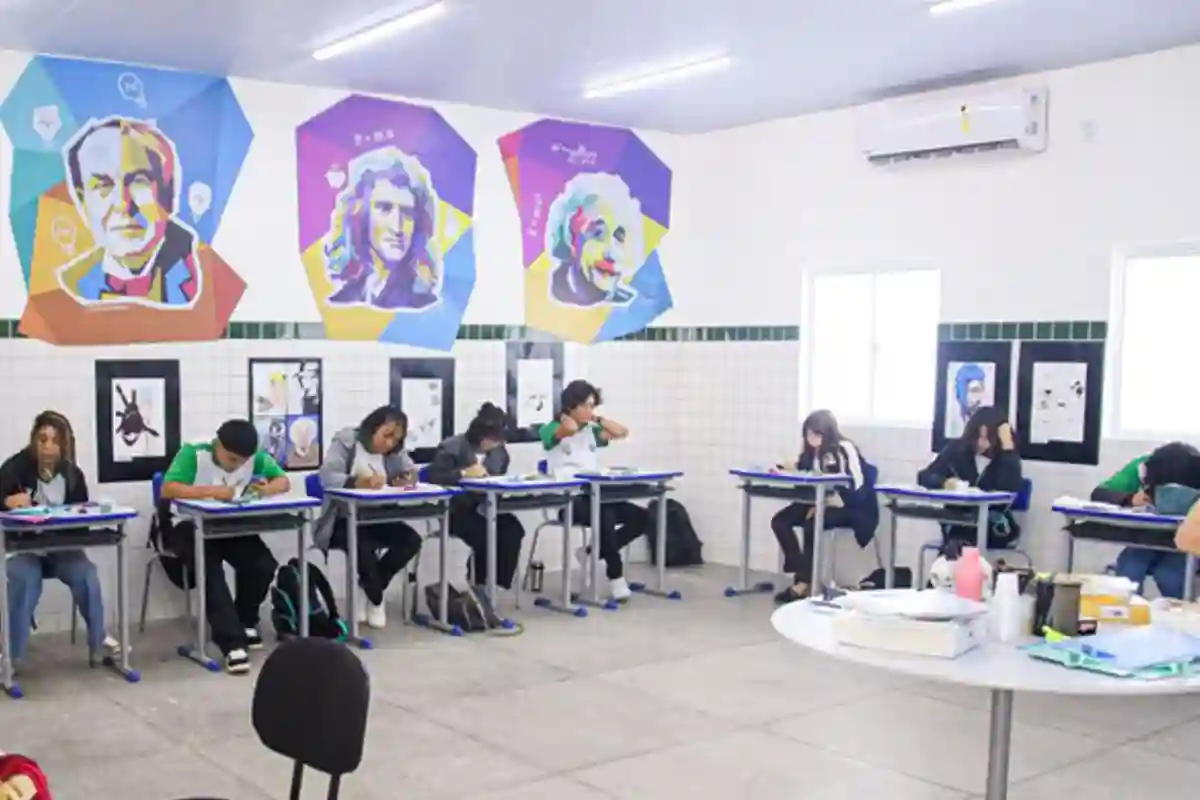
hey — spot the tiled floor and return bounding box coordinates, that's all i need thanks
[7,564,1200,799]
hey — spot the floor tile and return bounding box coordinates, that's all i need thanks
[1008,745,1200,799]
[47,746,271,800]
[1137,715,1200,762]
[463,776,616,800]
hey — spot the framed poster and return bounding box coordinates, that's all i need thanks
[249,359,323,471]
[505,342,564,444]
[1015,340,1104,465]
[389,358,455,464]
[931,341,1013,453]
[95,360,181,483]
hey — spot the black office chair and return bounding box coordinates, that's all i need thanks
[252,638,370,800]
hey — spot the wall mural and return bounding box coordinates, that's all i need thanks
[249,358,323,471]
[0,56,250,344]
[499,119,673,343]
[296,94,476,351]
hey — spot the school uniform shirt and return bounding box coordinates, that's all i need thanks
[33,474,65,507]
[161,441,286,524]
[539,420,608,479]
[0,449,89,507]
[795,439,879,545]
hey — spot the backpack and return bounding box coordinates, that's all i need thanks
[270,559,348,642]
[0,754,50,799]
[645,498,704,567]
[424,583,499,632]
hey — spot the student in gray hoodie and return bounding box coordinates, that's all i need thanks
[314,405,422,629]
[428,403,524,600]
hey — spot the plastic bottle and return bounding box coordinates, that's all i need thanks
[954,547,985,602]
[992,571,1022,643]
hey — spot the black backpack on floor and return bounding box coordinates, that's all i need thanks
[424,583,500,632]
[645,498,704,567]
[270,559,348,641]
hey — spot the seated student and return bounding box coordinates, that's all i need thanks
[540,380,646,602]
[1093,442,1200,598]
[917,405,1022,550]
[771,410,878,604]
[2,411,120,669]
[314,405,422,629]
[159,419,290,673]
[428,403,524,607]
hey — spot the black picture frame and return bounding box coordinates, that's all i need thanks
[95,359,181,484]
[389,358,455,464]
[1015,340,1105,465]
[931,341,1014,453]
[505,342,564,444]
[248,358,323,472]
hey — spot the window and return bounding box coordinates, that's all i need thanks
[801,267,940,425]
[1109,248,1200,436]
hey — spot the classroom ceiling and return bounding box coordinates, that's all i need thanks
[2,0,1200,133]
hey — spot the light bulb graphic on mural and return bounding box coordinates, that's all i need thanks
[188,182,212,221]
[31,105,61,144]
[324,166,346,189]
[51,217,77,255]
[116,72,147,108]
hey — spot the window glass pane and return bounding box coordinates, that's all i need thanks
[873,270,940,424]
[808,273,873,419]
[1119,255,1200,434]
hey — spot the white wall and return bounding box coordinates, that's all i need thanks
[671,44,1200,585]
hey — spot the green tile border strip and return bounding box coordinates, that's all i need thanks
[938,320,1107,343]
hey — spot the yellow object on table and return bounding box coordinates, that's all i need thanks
[1080,593,1150,626]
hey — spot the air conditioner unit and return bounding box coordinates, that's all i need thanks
[858,87,1048,164]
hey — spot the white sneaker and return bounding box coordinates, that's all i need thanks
[355,588,368,624]
[609,577,632,602]
[365,600,387,629]
[102,635,126,656]
[225,649,251,674]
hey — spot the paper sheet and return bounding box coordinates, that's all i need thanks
[516,359,554,428]
[944,361,996,438]
[402,378,443,449]
[111,378,167,462]
[1030,361,1087,444]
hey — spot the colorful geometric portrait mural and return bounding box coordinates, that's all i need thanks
[296,95,476,351]
[498,119,673,343]
[0,56,250,344]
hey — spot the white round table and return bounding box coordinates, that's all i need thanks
[772,600,1200,800]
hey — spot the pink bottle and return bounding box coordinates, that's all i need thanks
[953,547,986,602]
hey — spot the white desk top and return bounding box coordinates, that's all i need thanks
[0,504,138,527]
[458,475,586,493]
[575,469,682,483]
[1052,496,1183,527]
[325,483,457,501]
[773,599,1200,696]
[877,483,1015,504]
[174,494,322,515]
[731,468,850,485]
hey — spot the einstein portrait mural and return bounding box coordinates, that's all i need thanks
[297,95,476,350]
[0,56,250,344]
[499,119,673,343]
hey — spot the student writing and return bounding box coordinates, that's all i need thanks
[314,405,423,629]
[158,419,290,674]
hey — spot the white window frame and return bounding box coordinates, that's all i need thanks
[1106,240,1200,440]
[798,262,941,429]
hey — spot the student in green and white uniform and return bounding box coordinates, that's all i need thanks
[159,419,291,673]
[540,380,646,601]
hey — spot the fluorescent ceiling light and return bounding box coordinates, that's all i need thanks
[313,2,445,61]
[583,55,732,100]
[929,0,1003,14]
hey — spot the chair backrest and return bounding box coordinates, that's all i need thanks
[537,459,548,475]
[252,638,370,796]
[304,473,324,500]
[1011,478,1033,512]
[152,471,164,504]
[417,463,430,483]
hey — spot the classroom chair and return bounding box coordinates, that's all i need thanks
[825,462,885,588]
[915,477,1034,585]
[252,637,369,800]
[139,471,193,632]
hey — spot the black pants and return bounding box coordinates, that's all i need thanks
[450,507,525,589]
[770,503,855,585]
[163,521,277,654]
[328,518,422,606]
[572,497,647,580]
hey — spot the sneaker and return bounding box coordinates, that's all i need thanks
[365,600,387,629]
[225,649,251,674]
[773,584,810,605]
[102,635,126,656]
[245,628,265,651]
[609,577,633,602]
[355,588,369,624]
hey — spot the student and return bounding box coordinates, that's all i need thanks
[428,403,524,607]
[2,411,120,669]
[540,380,645,601]
[917,405,1022,550]
[159,419,290,673]
[771,410,878,604]
[1093,442,1200,598]
[314,405,423,629]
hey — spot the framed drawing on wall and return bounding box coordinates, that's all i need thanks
[1015,340,1104,465]
[505,342,564,444]
[389,358,455,464]
[95,359,181,483]
[249,358,323,471]
[931,341,1014,453]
